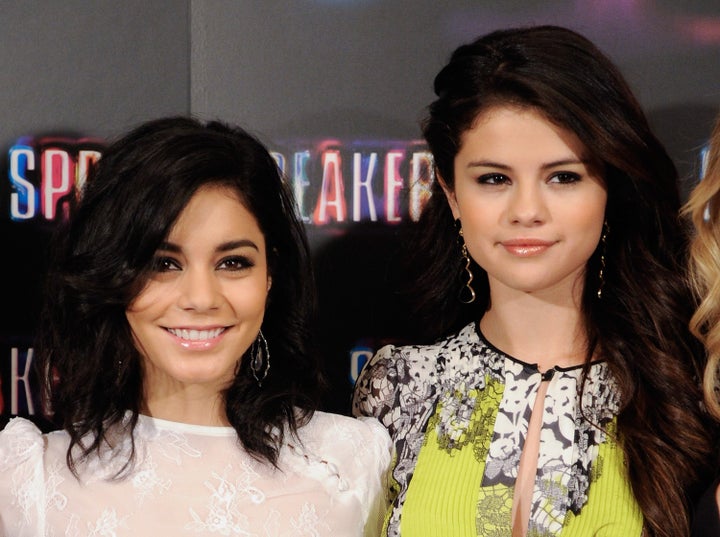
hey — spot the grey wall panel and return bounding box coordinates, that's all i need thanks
[0,0,191,148]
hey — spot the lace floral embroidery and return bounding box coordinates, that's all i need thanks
[0,412,389,536]
[289,503,331,536]
[132,454,171,504]
[476,484,513,536]
[155,430,203,464]
[86,508,129,536]
[185,465,265,534]
[46,459,68,512]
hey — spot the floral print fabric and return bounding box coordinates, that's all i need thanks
[352,321,629,536]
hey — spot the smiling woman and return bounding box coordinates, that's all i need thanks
[127,185,271,418]
[0,117,391,536]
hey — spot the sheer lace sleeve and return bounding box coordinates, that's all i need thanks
[0,417,46,537]
[355,416,392,537]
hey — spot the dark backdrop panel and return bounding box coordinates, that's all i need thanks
[1,0,719,423]
[0,0,190,427]
[191,0,720,414]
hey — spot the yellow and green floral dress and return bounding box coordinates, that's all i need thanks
[352,321,642,537]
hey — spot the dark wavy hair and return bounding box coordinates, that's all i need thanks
[36,116,322,472]
[412,25,714,537]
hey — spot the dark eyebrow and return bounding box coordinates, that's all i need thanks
[466,158,589,171]
[540,158,588,170]
[466,160,511,170]
[157,239,260,253]
[217,239,260,252]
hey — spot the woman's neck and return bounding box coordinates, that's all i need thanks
[142,385,231,427]
[479,291,588,371]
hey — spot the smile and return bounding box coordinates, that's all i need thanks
[166,327,226,341]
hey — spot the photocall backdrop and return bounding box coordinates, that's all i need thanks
[1,1,719,429]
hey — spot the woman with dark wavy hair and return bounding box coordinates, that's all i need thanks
[353,26,713,537]
[686,112,720,537]
[0,116,390,536]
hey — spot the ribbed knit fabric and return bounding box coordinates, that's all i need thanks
[402,395,501,535]
[401,397,642,536]
[561,438,642,535]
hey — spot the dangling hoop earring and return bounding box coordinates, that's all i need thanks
[250,330,270,386]
[597,221,609,299]
[455,219,476,304]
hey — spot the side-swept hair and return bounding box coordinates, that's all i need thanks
[409,25,713,537]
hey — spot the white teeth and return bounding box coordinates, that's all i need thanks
[167,328,224,341]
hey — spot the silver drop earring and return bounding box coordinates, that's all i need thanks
[597,221,609,299]
[250,330,270,386]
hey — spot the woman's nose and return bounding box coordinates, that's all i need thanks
[506,182,548,225]
[176,269,221,312]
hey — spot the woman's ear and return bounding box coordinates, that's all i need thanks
[437,170,460,219]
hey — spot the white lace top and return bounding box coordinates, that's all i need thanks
[0,411,392,537]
